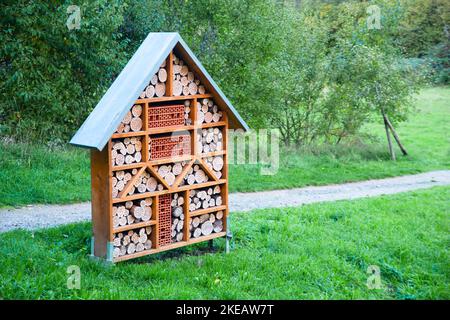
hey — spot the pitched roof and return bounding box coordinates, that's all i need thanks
[70,32,249,151]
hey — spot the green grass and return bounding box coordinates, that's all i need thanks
[0,87,448,206]
[0,142,90,207]
[0,187,448,299]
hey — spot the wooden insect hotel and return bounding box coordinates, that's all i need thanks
[70,33,249,263]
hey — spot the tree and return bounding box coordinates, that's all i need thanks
[0,0,127,141]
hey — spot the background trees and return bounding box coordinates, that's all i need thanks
[0,0,447,145]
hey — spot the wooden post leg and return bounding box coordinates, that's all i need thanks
[384,115,408,156]
[106,242,114,263]
[208,239,214,250]
[90,237,95,257]
[383,112,396,161]
[225,216,232,254]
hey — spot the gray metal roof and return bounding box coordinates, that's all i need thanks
[70,32,249,151]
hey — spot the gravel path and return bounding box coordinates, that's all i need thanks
[1,170,449,233]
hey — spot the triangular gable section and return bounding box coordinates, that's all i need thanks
[115,166,167,199]
[70,32,249,151]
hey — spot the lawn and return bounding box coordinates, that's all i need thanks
[0,186,448,299]
[0,87,448,206]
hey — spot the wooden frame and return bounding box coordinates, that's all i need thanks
[91,50,229,263]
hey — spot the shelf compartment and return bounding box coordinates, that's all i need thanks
[112,197,154,230]
[112,224,155,260]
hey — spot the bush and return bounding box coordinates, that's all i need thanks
[265,1,420,145]
[0,0,127,141]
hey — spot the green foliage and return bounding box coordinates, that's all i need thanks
[159,0,282,128]
[0,186,449,299]
[266,1,421,145]
[395,0,449,57]
[426,42,450,84]
[0,0,127,141]
[394,0,449,84]
[0,0,445,144]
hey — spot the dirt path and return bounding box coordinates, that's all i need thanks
[1,170,449,233]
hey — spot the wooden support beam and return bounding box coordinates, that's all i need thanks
[91,145,112,258]
[383,113,408,156]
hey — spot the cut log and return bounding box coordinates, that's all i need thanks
[212,113,221,122]
[164,172,175,186]
[126,144,135,155]
[205,112,213,123]
[155,82,166,97]
[116,153,125,166]
[144,240,152,250]
[136,243,144,252]
[177,220,184,232]
[173,80,182,96]
[125,201,133,209]
[151,74,158,85]
[193,227,202,238]
[132,104,142,117]
[134,151,142,163]
[213,221,223,233]
[181,76,189,86]
[125,155,134,164]
[127,243,136,255]
[201,221,213,236]
[123,111,132,125]
[158,165,170,177]
[173,206,182,218]
[130,117,143,132]
[172,163,183,175]
[180,65,189,76]
[212,156,224,171]
[186,174,195,185]
[134,140,142,152]
[187,72,194,82]
[158,68,167,82]
[131,206,144,219]
[139,233,148,244]
[145,85,155,98]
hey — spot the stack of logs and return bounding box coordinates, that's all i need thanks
[172,55,206,96]
[188,186,222,212]
[113,227,153,258]
[196,98,223,124]
[189,210,224,239]
[182,163,209,186]
[112,169,164,199]
[171,193,185,242]
[156,162,187,186]
[196,128,223,154]
[112,169,134,198]
[140,61,167,98]
[113,198,152,228]
[204,156,224,179]
[184,100,192,125]
[111,137,143,166]
[129,170,164,196]
[116,104,143,134]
